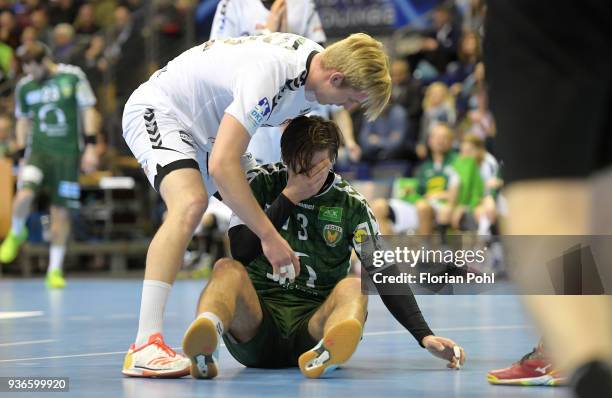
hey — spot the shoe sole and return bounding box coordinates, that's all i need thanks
[487,373,565,386]
[122,367,190,378]
[298,319,362,379]
[182,317,219,379]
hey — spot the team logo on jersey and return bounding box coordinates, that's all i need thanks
[323,224,343,247]
[248,97,271,128]
[353,228,369,244]
[318,206,343,223]
[60,82,73,97]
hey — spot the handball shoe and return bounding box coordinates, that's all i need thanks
[122,333,190,378]
[487,345,565,386]
[299,319,362,378]
[182,317,220,379]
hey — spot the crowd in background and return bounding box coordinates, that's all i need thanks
[0,0,502,271]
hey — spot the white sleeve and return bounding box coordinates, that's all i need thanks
[304,0,326,44]
[225,59,288,137]
[210,0,241,40]
[74,67,97,108]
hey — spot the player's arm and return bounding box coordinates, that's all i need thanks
[75,67,99,174]
[331,107,361,162]
[13,117,30,162]
[228,160,330,265]
[209,114,300,277]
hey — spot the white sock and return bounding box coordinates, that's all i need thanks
[478,215,492,236]
[135,280,172,348]
[47,245,66,274]
[11,216,26,236]
[197,311,224,338]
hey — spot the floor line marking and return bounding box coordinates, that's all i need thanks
[0,339,58,347]
[0,324,529,364]
[0,311,44,320]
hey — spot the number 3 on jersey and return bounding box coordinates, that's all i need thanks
[282,212,308,240]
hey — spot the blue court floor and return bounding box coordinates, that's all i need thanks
[0,279,571,398]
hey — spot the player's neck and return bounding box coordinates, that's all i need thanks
[304,53,324,101]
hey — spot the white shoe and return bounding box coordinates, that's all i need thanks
[122,333,190,378]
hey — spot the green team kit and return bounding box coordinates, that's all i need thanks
[225,162,380,367]
[15,64,96,209]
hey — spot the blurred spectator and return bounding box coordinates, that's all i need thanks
[0,0,11,14]
[30,8,53,46]
[410,5,460,80]
[0,10,20,49]
[74,3,101,37]
[390,59,422,155]
[154,0,187,68]
[441,30,481,87]
[414,122,459,237]
[74,34,107,99]
[0,112,14,157]
[417,82,456,159]
[359,103,409,164]
[105,5,146,150]
[52,23,80,64]
[48,0,79,26]
[20,25,38,47]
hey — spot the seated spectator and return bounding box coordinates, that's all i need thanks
[30,8,53,46]
[451,133,502,236]
[409,5,460,80]
[74,34,107,99]
[441,30,481,87]
[52,23,80,64]
[358,102,408,164]
[372,123,459,238]
[0,40,15,97]
[74,3,101,38]
[391,59,422,154]
[417,82,456,159]
[0,10,20,49]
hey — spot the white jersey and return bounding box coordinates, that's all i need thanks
[144,33,322,152]
[211,0,326,44]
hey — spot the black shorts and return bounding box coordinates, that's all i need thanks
[484,1,612,183]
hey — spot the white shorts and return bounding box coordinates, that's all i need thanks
[122,84,256,195]
[388,198,419,234]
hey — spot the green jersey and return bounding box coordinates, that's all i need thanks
[416,152,459,197]
[15,64,96,154]
[230,163,381,304]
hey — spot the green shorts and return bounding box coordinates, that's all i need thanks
[223,297,319,368]
[20,151,80,209]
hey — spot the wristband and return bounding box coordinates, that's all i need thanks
[84,135,97,145]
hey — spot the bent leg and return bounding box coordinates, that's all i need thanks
[300,277,367,378]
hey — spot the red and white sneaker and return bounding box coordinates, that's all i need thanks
[122,333,191,378]
[487,344,565,386]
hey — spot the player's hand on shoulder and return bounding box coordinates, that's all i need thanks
[422,335,466,370]
[282,159,331,204]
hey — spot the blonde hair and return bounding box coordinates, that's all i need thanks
[423,82,454,111]
[321,33,391,121]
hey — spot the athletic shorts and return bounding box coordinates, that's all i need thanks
[18,151,80,209]
[388,198,419,233]
[484,1,612,183]
[122,84,257,194]
[223,297,319,368]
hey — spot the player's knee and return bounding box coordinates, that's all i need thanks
[416,200,431,215]
[335,277,362,297]
[371,198,390,220]
[173,193,208,229]
[212,258,247,280]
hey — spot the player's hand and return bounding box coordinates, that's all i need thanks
[261,230,300,283]
[346,141,362,162]
[282,159,331,204]
[422,335,466,370]
[81,145,99,174]
[265,0,287,32]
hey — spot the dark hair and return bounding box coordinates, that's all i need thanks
[281,116,343,174]
[16,41,50,64]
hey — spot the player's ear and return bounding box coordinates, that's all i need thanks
[330,72,344,88]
